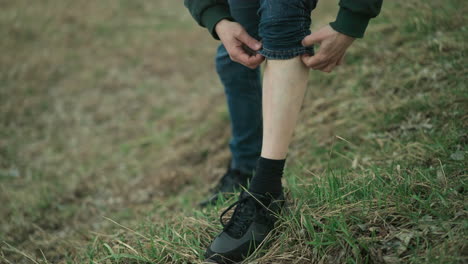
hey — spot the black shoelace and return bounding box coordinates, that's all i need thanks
[220,195,258,238]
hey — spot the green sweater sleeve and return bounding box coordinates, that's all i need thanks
[184,0,383,40]
[330,0,383,38]
[184,0,234,40]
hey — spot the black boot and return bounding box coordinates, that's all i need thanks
[199,165,252,207]
[204,191,284,264]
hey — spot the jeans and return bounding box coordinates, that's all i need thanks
[216,0,317,173]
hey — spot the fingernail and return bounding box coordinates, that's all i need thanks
[255,43,261,49]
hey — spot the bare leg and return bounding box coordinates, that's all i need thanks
[204,1,314,262]
[261,57,309,160]
[205,58,310,264]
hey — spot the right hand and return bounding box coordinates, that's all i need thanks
[215,19,264,69]
[301,25,355,73]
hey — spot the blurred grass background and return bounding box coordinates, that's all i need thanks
[0,0,467,263]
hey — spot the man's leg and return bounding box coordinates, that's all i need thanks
[248,0,316,196]
[205,0,317,262]
[261,59,309,160]
[216,45,262,175]
[246,58,309,195]
[220,0,262,175]
[199,0,262,206]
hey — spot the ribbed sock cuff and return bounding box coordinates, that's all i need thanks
[248,157,285,195]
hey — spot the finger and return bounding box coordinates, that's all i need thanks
[313,61,330,70]
[309,57,335,71]
[244,53,265,68]
[301,53,327,68]
[242,44,257,56]
[228,47,243,63]
[306,54,332,69]
[234,50,264,69]
[304,56,329,70]
[302,32,322,47]
[249,54,265,68]
[319,63,336,73]
[237,30,262,51]
[312,62,330,71]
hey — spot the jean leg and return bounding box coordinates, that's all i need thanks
[258,0,317,59]
[215,0,262,174]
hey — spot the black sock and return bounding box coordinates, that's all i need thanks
[248,157,285,196]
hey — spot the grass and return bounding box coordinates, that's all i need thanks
[0,0,467,263]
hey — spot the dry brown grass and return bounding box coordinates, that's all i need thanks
[1,0,467,263]
[0,0,229,261]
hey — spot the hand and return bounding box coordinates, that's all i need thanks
[301,25,355,73]
[215,19,265,69]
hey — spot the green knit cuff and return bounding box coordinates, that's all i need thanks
[330,7,371,38]
[200,5,234,40]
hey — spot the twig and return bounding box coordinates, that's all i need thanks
[2,242,39,264]
[102,216,151,241]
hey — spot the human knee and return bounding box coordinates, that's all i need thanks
[258,0,317,60]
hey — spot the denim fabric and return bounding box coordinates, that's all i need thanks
[258,0,317,59]
[216,0,262,174]
[215,0,316,173]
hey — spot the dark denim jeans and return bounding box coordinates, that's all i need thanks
[216,0,317,173]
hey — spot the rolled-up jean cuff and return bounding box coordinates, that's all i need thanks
[258,46,314,60]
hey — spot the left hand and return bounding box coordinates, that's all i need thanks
[301,25,355,73]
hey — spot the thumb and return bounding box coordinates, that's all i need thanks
[237,30,262,51]
[302,32,322,47]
